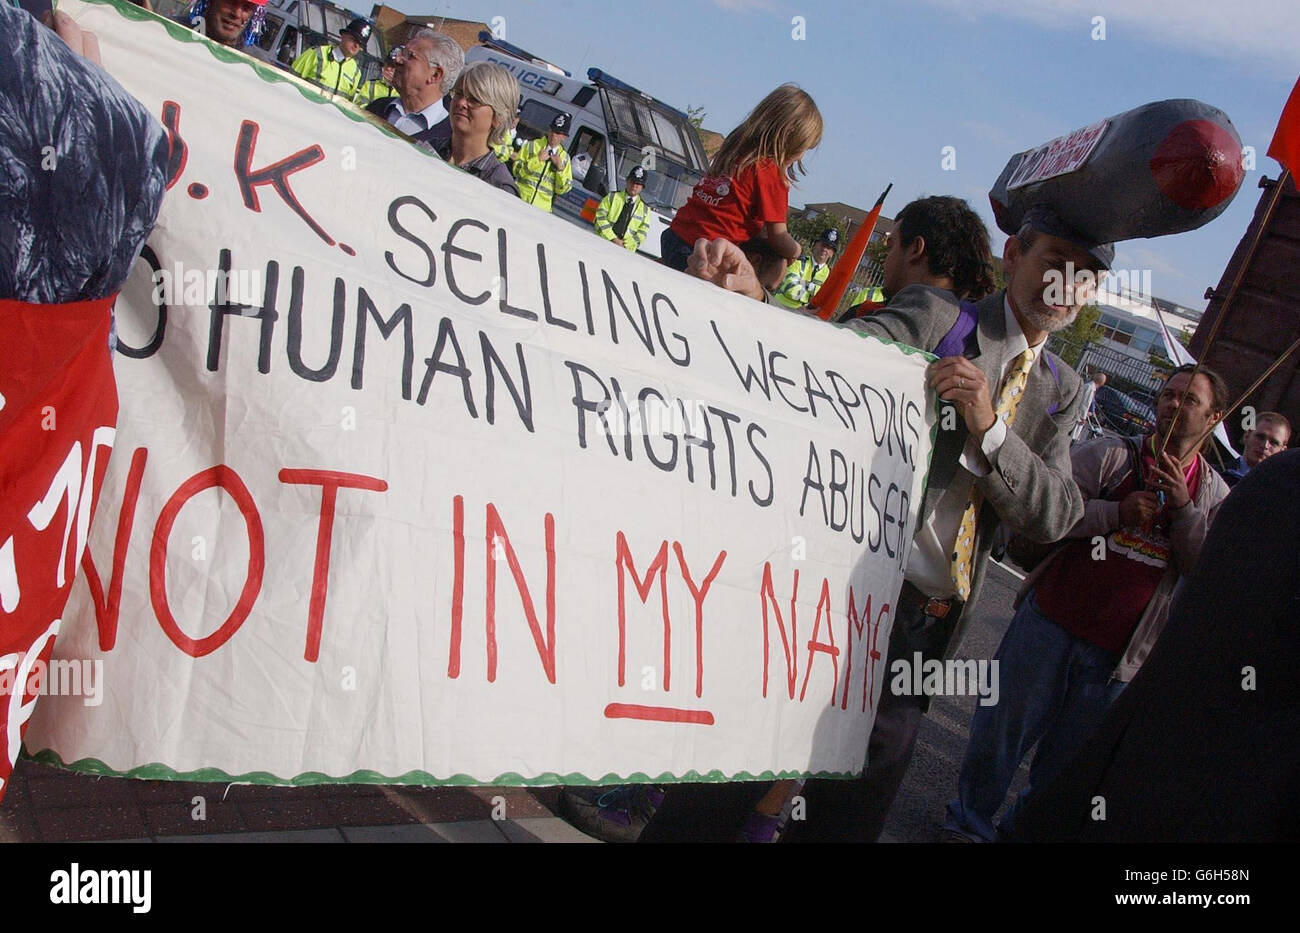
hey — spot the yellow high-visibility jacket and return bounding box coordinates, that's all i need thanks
[355,77,394,106]
[773,256,830,309]
[291,45,364,102]
[594,190,651,252]
[513,137,572,212]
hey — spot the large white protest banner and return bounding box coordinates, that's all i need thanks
[26,0,936,786]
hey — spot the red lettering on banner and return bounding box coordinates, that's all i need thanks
[149,465,265,658]
[759,563,798,699]
[277,469,388,662]
[615,534,671,690]
[233,121,333,245]
[81,447,148,651]
[485,504,556,684]
[841,590,890,712]
[842,589,869,712]
[671,542,725,698]
[604,703,715,725]
[799,577,839,702]
[448,494,465,678]
[160,101,188,190]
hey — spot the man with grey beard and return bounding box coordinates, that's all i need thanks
[643,204,1107,842]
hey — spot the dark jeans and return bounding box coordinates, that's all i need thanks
[944,589,1125,841]
[660,227,693,271]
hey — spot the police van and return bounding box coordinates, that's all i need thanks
[465,32,710,258]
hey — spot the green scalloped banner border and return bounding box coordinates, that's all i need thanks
[71,0,418,144]
[26,748,856,785]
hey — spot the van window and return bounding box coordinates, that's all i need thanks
[570,127,606,187]
[519,100,565,142]
[276,26,300,64]
[257,14,284,52]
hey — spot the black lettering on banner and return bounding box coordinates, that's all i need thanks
[352,286,414,400]
[829,447,848,532]
[384,195,437,288]
[825,369,860,432]
[564,361,617,455]
[639,387,677,472]
[442,218,491,306]
[578,261,596,336]
[680,401,715,487]
[206,250,276,373]
[706,405,742,497]
[747,423,774,508]
[710,321,772,400]
[536,243,576,331]
[650,293,690,367]
[287,271,345,382]
[117,244,167,359]
[480,332,534,431]
[603,271,654,354]
[607,376,634,460]
[804,362,847,428]
[800,441,827,523]
[497,228,537,321]
[416,316,477,417]
[768,349,807,413]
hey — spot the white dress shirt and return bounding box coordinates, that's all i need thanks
[386,97,448,138]
[904,297,1046,599]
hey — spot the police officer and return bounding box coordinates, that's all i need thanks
[773,227,838,309]
[291,17,370,102]
[514,113,573,213]
[595,166,652,252]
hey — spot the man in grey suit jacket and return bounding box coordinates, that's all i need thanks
[686,205,1110,841]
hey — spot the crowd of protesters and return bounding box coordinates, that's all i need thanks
[3,5,1293,843]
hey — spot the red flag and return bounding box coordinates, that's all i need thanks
[810,183,891,321]
[0,295,119,803]
[1267,76,1300,179]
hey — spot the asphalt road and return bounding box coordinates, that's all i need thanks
[880,559,1031,843]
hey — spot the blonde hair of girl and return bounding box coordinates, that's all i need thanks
[708,83,823,185]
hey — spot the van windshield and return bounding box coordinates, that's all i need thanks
[614,150,701,213]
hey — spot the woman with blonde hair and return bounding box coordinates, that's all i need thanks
[662,84,822,277]
[438,61,520,196]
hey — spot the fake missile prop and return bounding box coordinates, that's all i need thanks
[989,99,1244,242]
[811,183,891,320]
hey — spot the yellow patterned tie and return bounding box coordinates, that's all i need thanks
[950,349,1036,601]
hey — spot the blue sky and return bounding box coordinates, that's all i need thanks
[427,0,1297,312]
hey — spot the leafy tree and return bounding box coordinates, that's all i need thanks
[686,105,706,131]
[789,210,851,256]
[1049,303,1104,367]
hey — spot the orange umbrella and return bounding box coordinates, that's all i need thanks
[809,183,891,320]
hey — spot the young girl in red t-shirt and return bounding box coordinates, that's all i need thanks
[662,84,823,282]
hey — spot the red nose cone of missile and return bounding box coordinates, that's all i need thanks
[1150,119,1244,211]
